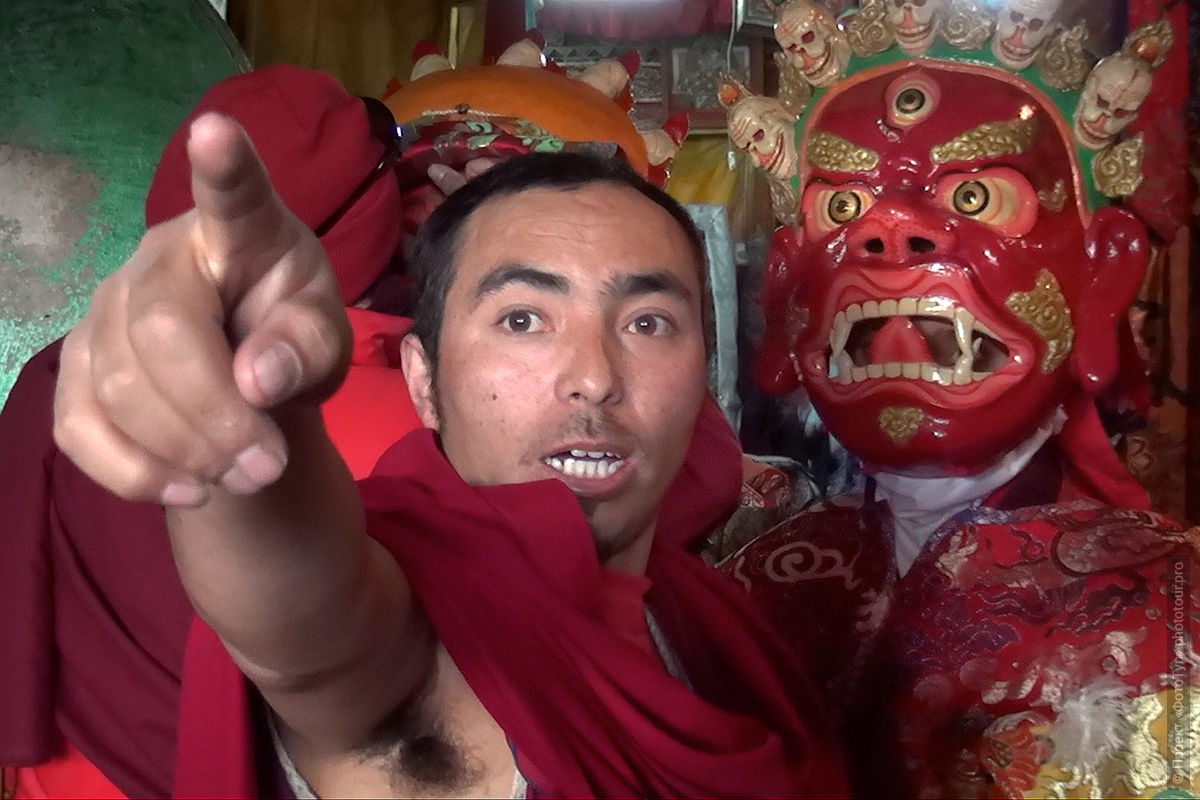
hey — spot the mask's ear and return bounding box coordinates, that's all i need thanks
[400,332,440,429]
[1069,206,1150,394]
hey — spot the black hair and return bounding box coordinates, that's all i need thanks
[408,151,711,373]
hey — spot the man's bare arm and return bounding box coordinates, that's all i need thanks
[53,113,434,756]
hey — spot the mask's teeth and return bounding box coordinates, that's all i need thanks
[828,310,851,364]
[953,307,975,362]
[953,351,974,385]
[838,352,855,384]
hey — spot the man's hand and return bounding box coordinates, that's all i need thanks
[54,113,352,508]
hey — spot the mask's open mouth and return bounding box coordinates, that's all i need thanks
[824,297,1010,386]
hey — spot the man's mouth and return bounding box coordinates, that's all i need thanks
[824,296,1011,386]
[543,448,627,480]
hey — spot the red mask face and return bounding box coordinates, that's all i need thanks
[756,62,1146,475]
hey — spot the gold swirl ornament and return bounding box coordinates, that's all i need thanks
[1036,23,1091,91]
[878,406,926,445]
[940,0,994,51]
[843,0,895,57]
[1093,133,1146,198]
[1004,269,1075,373]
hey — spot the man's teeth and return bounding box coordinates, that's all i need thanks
[545,450,625,479]
[827,296,1003,386]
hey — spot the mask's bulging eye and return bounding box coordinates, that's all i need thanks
[952,180,989,216]
[828,190,863,224]
[895,87,926,115]
[884,73,940,128]
[802,182,876,239]
[937,167,1038,237]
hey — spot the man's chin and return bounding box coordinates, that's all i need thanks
[578,500,655,566]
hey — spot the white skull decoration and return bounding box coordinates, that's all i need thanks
[990,0,1062,70]
[774,0,851,88]
[1073,52,1153,151]
[727,96,798,182]
[886,0,950,55]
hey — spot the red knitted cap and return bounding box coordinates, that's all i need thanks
[144,65,402,304]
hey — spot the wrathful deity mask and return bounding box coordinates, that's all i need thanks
[755,62,1149,475]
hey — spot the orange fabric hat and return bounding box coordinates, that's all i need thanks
[385,63,650,176]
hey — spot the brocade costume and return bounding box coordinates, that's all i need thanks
[722,464,1200,798]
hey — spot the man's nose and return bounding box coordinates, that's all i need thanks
[555,331,624,406]
[845,202,956,263]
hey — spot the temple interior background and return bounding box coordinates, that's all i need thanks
[0,0,1195,521]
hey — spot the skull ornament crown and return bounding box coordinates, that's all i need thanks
[725,0,1174,221]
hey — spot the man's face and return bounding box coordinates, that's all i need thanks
[407,183,708,563]
[774,63,1094,475]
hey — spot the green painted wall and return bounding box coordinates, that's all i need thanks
[0,0,246,406]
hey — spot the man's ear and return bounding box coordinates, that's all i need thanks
[1069,206,1150,394]
[400,333,440,429]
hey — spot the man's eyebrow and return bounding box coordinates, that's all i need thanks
[473,264,570,302]
[604,270,694,303]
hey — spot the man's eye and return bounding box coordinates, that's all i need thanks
[498,309,544,333]
[627,314,672,336]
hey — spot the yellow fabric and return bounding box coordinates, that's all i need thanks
[665,135,776,242]
[1021,688,1200,799]
[664,134,737,207]
[226,0,466,98]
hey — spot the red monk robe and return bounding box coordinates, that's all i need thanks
[0,64,410,798]
[1,317,848,797]
[0,307,419,799]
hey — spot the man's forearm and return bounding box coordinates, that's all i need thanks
[164,407,426,748]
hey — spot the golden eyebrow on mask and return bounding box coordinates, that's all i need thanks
[807,131,881,174]
[930,115,1038,165]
